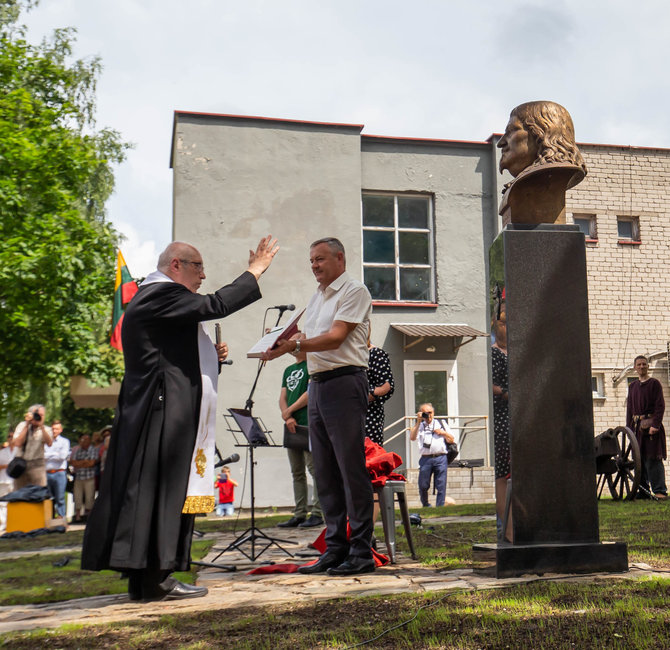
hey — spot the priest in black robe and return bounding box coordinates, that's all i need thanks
[82,236,279,600]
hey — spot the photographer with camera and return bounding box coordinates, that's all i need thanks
[12,404,53,489]
[409,403,454,508]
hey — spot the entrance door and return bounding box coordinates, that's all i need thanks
[404,360,458,467]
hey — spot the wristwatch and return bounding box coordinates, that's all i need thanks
[294,339,301,354]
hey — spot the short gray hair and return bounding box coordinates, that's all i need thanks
[310,237,346,261]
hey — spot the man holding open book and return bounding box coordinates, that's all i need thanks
[262,237,375,576]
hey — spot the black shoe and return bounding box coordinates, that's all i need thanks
[298,515,324,528]
[157,580,208,601]
[298,551,347,574]
[327,555,376,576]
[277,516,306,528]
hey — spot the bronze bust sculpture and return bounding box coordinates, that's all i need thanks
[498,101,587,225]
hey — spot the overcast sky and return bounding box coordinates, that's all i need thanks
[22,0,670,275]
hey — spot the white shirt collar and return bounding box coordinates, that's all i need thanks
[140,270,174,286]
[319,270,350,295]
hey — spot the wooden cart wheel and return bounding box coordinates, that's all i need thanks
[605,426,641,500]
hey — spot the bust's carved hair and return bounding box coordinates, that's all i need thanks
[512,101,587,175]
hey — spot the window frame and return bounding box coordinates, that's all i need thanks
[361,191,436,304]
[616,216,641,244]
[572,213,598,242]
[591,373,605,400]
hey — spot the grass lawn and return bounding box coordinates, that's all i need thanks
[0,539,214,606]
[2,577,669,648]
[1,499,668,648]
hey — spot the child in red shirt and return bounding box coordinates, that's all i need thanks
[215,466,238,516]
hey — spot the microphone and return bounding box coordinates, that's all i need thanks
[220,359,233,366]
[271,304,295,312]
[215,452,240,468]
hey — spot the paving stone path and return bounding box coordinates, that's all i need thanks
[0,516,664,634]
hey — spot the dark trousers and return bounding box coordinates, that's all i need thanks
[641,457,668,496]
[308,371,374,559]
[127,568,174,599]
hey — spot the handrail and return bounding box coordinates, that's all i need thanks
[383,414,489,466]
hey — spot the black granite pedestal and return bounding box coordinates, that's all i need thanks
[476,225,628,578]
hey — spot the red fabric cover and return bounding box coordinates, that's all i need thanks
[247,563,300,575]
[364,438,405,487]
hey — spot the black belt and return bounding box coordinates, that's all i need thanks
[310,365,365,382]
[422,453,446,458]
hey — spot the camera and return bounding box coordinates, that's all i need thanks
[32,410,42,422]
[421,412,430,420]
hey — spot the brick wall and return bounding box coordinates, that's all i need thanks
[405,467,496,506]
[567,144,670,490]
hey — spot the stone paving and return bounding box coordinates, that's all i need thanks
[0,516,665,634]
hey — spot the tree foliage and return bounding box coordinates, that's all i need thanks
[0,0,129,428]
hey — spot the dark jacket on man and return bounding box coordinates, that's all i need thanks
[82,272,260,573]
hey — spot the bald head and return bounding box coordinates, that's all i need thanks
[157,241,206,293]
[157,242,199,272]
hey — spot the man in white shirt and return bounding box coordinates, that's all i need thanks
[44,420,71,518]
[264,237,375,576]
[0,431,15,532]
[410,403,455,507]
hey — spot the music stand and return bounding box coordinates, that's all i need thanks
[204,408,296,563]
[194,307,297,568]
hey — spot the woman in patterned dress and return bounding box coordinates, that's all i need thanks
[365,334,394,446]
[491,310,511,541]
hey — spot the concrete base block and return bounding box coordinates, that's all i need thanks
[472,541,628,578]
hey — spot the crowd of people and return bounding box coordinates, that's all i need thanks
[5,231,662,606]
[0,410,113,531]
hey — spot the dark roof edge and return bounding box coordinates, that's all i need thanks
[363,134,489,147]
[173,110,364,131]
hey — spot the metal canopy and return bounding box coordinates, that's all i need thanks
[390,323,488,351]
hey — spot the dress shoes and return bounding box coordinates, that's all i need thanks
[162,580,208,600]
[277,516,306,528]
[298,551,347,574]
[327,555,375,576]
[298,515,324,528]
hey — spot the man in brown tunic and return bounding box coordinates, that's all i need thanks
[626,355,668,499]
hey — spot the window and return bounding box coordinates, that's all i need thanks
[617,216,640,242]
[362,193,434,302]
[573,214,597,240]
[591,373,605,399]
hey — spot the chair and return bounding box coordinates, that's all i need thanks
[373,480,417,563]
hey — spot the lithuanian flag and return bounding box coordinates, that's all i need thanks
[110,250,139,351]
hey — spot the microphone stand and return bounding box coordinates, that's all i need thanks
[245,307,291,413]
[202,308,297,564]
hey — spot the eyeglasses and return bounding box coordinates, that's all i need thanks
[179,259,204,272]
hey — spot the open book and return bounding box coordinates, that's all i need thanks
[246,308,305,358]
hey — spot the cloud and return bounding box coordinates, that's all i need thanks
[114,220,160,278]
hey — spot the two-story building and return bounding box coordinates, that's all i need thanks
[170,111,670,507]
